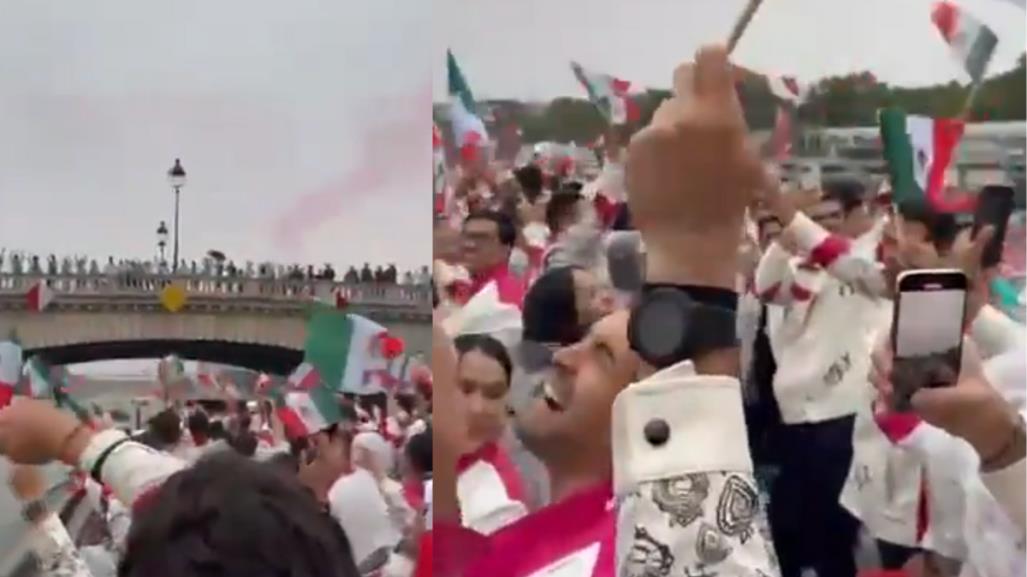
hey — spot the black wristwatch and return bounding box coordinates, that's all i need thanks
[628,285,738,369]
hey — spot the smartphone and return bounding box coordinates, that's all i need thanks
[890,269,968,411]
[973,185,1015,268]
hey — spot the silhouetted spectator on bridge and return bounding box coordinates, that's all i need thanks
[47,254,57,275]
[307,264,315,279]
[417,265,430,286]
[10,253,21,274]
[385,264,398,284]
[373,266,385,283]
[227,261,237,277]
[360,263,373,283]
[30,255,41,274]
[323,263,336,281]
[402,271,414,285]
[344,266,359,283]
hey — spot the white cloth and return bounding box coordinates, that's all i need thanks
[327,468,401,565]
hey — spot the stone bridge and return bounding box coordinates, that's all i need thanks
[0,273,432,374]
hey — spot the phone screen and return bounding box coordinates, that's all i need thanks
[892,286,966,410]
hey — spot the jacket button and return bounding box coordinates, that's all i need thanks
[643,418,670,447]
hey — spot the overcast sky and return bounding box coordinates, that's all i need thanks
[433,0,1026,102]
[0,0,431,272]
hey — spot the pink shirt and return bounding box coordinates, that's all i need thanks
[434,482,615,577]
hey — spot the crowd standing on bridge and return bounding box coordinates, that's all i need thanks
[0,251,432,290]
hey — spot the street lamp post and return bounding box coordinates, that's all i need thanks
[167,159,187,273]
[156,221,169,266]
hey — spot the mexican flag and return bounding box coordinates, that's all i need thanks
[303,306,391,395]
[26,280,54,312]
[447,50,488,151]
[766,74,809,105]
[288,362,321,391]
[879,108,969,212]
[273,387,342,440]
[433,123,448,212]
[23,356,53,398]
[931,2,998,83]
[0,338,22,407]
[570,61,638,125]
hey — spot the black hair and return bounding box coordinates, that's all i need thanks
[186,411,210,439]
[546,189,584,234]
[405,426,433,476]
[453,333,513,388]
[464,210,517,248]
[231,431,259,458]
[515,164,544,201]
[119,452,360,577]
[147,409,182,448]
[522,266,585,346]
[209,420,228,441]
[896,198,964,251]
[395,393,417,415]
[821,177,868,215]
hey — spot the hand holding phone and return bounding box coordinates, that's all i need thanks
[890,269,968,411]
[973,185,1015,269]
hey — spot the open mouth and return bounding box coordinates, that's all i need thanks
[541,381,565,412]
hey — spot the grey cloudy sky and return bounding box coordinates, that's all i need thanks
[0,0,432,272]
[434,0,1026,102]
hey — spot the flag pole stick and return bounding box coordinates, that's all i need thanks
[727,0,767,54]
[958,81,982,120]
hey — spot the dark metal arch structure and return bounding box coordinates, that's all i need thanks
[25,339,303,375]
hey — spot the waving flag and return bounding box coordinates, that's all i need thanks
[932,2,999,83]
[288,362,321,391]
[0,337,22,407]
[26,280,54,312]
[447,51,488,152]
[766,74,809,105]
[303,306,392,394]
[879,108,969,212]
[570,61,639,125]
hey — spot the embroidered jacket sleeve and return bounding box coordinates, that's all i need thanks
[754,242,799,305]
[782,212,887,299]
[76,429,188,508]
[612,361,780,576]
[29,512,95,577]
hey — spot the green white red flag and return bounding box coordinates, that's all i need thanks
[879,108,971,212]
[570,61,639,125]
[447,50,488,153]
[931,2,998,83]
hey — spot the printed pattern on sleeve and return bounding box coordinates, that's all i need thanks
[617,472,779,577]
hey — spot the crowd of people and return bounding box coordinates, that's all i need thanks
[0,43,1022,577]
[1,377,433,577]
[0,251,431,287]
[429,46,1025,577]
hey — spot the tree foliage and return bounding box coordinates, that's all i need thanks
[441,55,1026,145]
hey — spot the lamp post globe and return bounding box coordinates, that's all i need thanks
[167,159,186,273]
[156,221,169,264]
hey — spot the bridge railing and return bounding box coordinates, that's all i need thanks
[0,273,432,308]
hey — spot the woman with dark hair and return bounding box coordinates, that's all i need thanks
[451,333,528,535]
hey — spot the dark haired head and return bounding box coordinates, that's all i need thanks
[231,431,259,458]
[453,333,513,387]
[395,393,417,415]
[464,210,517,248]
[515,164,544,202]
[119,452,359,577]
[546,190,584,235]
[896,198,964,251]
[147,410,181,448]
[522,266,584,347]
[186,411,210,441]
[821,177,868,215]
[405,426,433,476]
[209,420,228,441]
